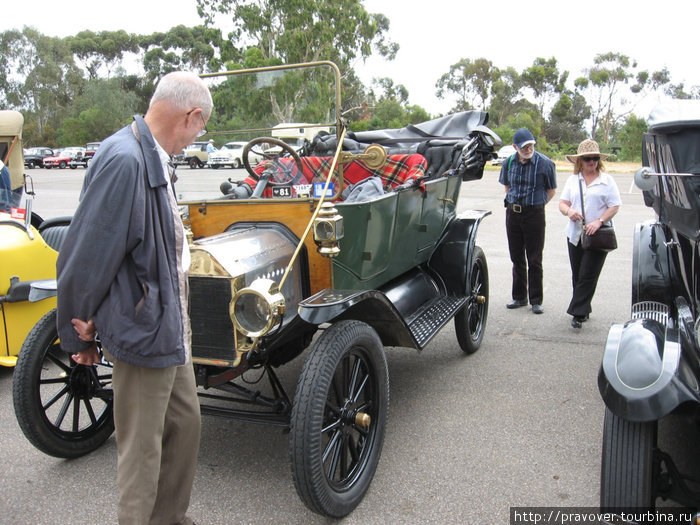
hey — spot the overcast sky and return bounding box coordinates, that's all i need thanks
[4,0,698,117]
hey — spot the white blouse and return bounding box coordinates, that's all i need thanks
[559,171,621,245]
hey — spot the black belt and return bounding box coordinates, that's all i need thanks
[506,202,544,213]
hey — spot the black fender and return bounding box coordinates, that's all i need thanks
[598,316,700,422]
[298,289,417,348]
[429,209,491,296]
[632,220,675,305]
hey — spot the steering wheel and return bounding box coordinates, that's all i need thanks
[242,137,305,187]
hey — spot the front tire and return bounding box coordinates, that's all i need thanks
[12,309,115,458]
[600,407,656,509]
[455,246,489,354]
[290,321,389,517]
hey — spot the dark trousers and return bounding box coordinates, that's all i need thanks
[566,240,608,317]
[505,206,546,305]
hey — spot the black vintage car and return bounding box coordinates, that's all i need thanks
[598,100,700,511]
[12,62,499,518]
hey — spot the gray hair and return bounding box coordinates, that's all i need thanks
[150,71,213,118]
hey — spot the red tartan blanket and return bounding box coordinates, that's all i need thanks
[244,154,427,198]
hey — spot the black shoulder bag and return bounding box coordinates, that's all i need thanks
[578,177,617,252]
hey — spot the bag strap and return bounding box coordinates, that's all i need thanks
[577,177,587,226]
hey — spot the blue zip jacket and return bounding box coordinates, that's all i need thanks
[57,116,186,368]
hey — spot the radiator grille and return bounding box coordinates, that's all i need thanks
[189,276,237,361]
[631,301,670,326]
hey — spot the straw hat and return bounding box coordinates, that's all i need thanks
[565,139,609,163]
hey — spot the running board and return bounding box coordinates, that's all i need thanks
[408,296,466,348]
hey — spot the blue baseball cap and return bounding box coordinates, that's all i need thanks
[513,128,536,149]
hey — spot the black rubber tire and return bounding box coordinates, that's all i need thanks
[12,309,115,458]
[290,320,389,517]
[233,158,242,169]
[600,407,656,509]
[59,160,66,169]
[188,157,199,169]
[27,161,35,169]
[455,246,489,354]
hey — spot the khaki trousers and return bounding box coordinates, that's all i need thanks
[110,356,201,525]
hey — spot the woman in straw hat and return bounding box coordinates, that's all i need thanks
[558,139,621,329]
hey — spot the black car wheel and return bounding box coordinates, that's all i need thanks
[290,320,389,518]
[455,245,488,354]
[13,309,115,458]
[600,407,656,509]
[59,160,67,169]
[233,158,242,169]
[27,160,36,169]
[188,157,200,169]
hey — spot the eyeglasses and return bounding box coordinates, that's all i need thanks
[187,108,208,137]
[518,144,534,152]
[582,156,600,162]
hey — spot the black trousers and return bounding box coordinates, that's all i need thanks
[566,239,608,317]
[505,206,546,305]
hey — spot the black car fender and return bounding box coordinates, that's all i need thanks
[429,209,490,296]
[298,289,417,348]
[598,317,700,422]
[632,220,675,304]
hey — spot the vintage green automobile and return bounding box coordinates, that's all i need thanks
[13,62,499,517]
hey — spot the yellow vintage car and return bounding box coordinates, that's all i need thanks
[0,110,70,367]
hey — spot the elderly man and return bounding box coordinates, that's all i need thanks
[57,71,212,525]
[498,128,557,314]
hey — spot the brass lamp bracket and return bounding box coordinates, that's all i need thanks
[339,144,387,171]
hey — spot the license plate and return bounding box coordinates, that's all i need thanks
[272,185,293,198]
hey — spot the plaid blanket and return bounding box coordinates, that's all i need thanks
[244,154,427,198]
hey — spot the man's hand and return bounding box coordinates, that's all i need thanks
[72,318,96,342]
[71,345,101,366]
[71,317,100,365]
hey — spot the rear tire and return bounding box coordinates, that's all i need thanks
[600,407,656,509]
[13,309,114,458]
[455,246,489,354]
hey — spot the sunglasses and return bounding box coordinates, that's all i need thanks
[582,156,600,162]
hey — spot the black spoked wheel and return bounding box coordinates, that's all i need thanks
[600,407,657,510]
[13,309,115,458]
[290,321,389,517]
[455,245,489,354]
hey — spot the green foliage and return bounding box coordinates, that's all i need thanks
[613,114,647,161]
[436,58,500,112]
[195,0,397,67]
[520,57,568,115]
[56,78,140,144]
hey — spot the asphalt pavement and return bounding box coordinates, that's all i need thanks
[0,165,669,524]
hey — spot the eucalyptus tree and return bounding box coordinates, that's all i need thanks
[195,0,397,68]
[520,57,568,116]
[0,27,85,144]
[574,52,669,145]
[435,57,500,112]
[68,30,140,79]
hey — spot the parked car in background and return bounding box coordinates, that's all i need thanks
[176,141,210,168]
[84,142,101,161]
[43,147,85,169]
[24,147,55,169]
[491,145,516,165]
[208,141,263,169]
